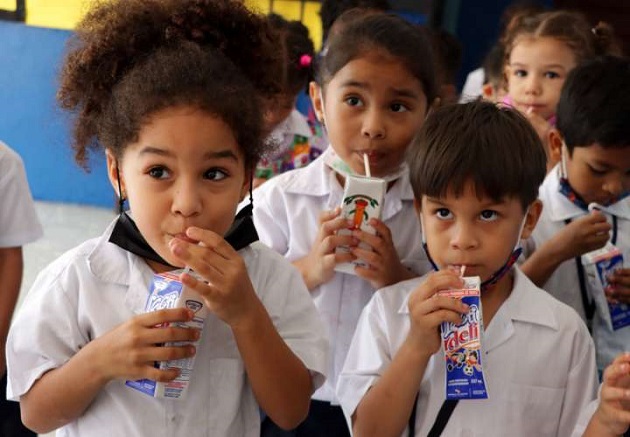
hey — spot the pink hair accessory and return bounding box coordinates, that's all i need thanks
[299,54,312,68]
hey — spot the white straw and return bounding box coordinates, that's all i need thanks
[363,153,371,177]
[460,265,466,277]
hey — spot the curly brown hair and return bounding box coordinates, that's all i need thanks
[57,0,282,170]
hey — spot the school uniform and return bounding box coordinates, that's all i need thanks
[252,147,431,409]
[337,267,597,437]
[6,219,328,437]
[529,165,630,370]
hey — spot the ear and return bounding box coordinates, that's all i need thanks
[520,199,543,241]
[547,128,563,168]
[309,81,325,123]
[481,83,496,102]
[105,149,125,198]
[240,167,253,200]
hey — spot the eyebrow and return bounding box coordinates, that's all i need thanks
[510,62,568,70]
[340,80,421,99]
[425,196,507,207]
[138,146,239,161]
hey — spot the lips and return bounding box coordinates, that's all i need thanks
[171,233,199,244]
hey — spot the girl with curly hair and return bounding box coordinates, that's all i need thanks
[5,1,327,436]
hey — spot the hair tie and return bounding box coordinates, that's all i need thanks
[299,54,312,68]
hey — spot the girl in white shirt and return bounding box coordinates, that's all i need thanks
[5,1,327,436]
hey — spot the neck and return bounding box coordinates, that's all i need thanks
[480,269,513,328]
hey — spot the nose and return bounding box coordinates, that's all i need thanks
[449,220,479,251]
[171,177,202,218]
[603,174,625,198]
[524,74,542,96]
[361,107,386,140]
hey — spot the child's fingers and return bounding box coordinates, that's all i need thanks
[415,271,464,301]
[319,234,357,256]
[318,207,342,226]
[138,308,194,328]
[142,366,182,383]
[144,325,201,345]
[368,219,392,242]
[146,344,197,364]
[351,246,379,266]
[321,217,351,237]
[333,251,356,265]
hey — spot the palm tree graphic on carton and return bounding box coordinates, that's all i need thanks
[343,194,379,230]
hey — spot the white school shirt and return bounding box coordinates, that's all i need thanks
[337,267,597,437]
[529,165,630,370]
[6,219,328,437]
[252,147,431,404]
[0,141,42,247]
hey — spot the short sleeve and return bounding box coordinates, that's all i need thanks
[252,183,290,255]
[336,294,392,430]
[0,142,43,247]
[6,266,86,400]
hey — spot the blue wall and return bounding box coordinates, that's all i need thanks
[0,21,112,208]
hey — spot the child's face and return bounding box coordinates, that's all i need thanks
[264,92,298,133]
[106,106,249,270]
[419,181,539,283]
[312,51,428,177]
[565,144,630,205]
[506,36,576,120]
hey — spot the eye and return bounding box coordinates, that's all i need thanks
[148,166,170,180]
[513,69,527,78]
[588,165,607,176]
[390,103,409,113]
[435,208,453,220]
[544,71,560,79]
[344,96,363,107]
[479,210,498,221]
[204,168,228,181]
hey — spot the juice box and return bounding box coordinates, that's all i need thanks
[126,269,208,399]
[334,175,386,275]
[439,276,488,400]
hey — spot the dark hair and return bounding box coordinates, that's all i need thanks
[408,101,546,209]
[557,55,630,153]
[57,0,282,170]
[502,10,622,66]
[424,27,462,86]
[319,0,390,44]
[482,43,505,88]
[268,13,315,95]
[315,12,437,105]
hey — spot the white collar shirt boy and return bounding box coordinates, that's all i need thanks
[252,147,431,404]
[529,165,630,370]
[0,141,43,247]
[6,219,328,437]
[337,267,597,437]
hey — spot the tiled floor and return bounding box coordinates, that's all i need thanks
[16,201,115,437]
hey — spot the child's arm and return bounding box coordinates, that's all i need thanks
[171,227,313,430]
[582,353,630,437]
[352,218,417,289]
[521,212,611,286]
[19,308,198,433]
[292,207,357,290]
[0,247,22,377]
[352,270,466,437]
[607,269,630,305]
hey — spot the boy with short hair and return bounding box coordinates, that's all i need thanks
[337,101,597,436]
[521,56,630,372]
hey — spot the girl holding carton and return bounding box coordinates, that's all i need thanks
[5,1,327,436]
[253,11,437,436]
[501,10,620,170]
[337,101,597,436]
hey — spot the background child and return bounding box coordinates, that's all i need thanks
[5,1,327,435]
[501,10,620,170]
[0,140,42,437]
[522,56,630,373]
[337,101,597,436]
[574,352,630,437]
[253,11,437,436]
[319,0,390,46]
[255,14,325,188]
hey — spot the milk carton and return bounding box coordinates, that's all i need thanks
[126,269,208,399]
[335,174,386,275]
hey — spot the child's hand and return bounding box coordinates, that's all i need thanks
[352,218,415,289]
[405,270,467,358]
[169,227,265,330]
[294,207,357,290]
[591,352,630,436]
[92,308,199,382]
[553,211,611,260]
[606,268,630,305]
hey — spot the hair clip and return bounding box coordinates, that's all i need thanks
[299,54,312,68]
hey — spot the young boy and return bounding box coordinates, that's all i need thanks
[337,101,597,436]
[521,56,630,372]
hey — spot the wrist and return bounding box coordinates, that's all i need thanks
[401,335,434,365]
[79,338,115,385]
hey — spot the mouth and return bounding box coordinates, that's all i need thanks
[170,233,200,245]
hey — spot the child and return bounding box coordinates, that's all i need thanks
[253,11,437,436]
[319,0,390,45]
[521,56,630,373]
[0,140,42,437]
[501,10,620,170]
[337,101,597,436]
[254,14,325,188]
[5,1,328,436]
[574,352,630,437]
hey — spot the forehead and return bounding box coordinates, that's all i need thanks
[572,143,630,169]
[423,180,515,206]
[509,36,576,67]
